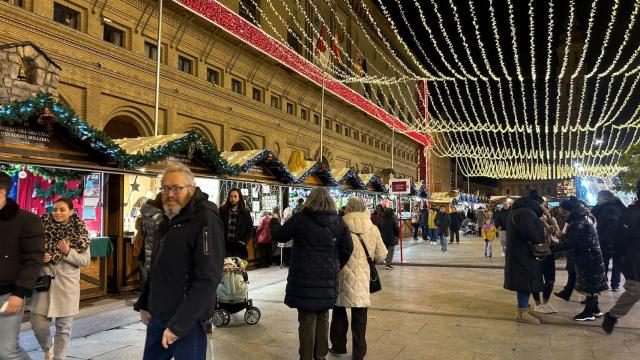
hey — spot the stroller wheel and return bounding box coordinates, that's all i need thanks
[212,310,226,327]
[222,309,231,326]
[244,306,261,325]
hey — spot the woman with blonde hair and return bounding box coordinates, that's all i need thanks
[270,187,353,360]
[330,197,387,360]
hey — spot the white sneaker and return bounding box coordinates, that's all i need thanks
[543,303,558,313]
[534,304,555,314]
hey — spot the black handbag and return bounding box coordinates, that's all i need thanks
[354,232,381,293]
[33,275,53,292]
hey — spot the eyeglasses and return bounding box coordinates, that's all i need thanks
[159,185,192,194]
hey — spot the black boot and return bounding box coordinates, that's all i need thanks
[573,295,597,321]
[592,295,603,317]
[602,313,618,334]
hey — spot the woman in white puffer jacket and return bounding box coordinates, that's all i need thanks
[329,197,387,360]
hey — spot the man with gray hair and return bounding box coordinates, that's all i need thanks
[134,164,224,359]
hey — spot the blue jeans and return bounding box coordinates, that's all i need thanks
[439,231,447,250]
[143,316,207,360]
[428,229,438,242]
[517,291,530,309]
[412,223,420,239]
[0,293,30,360]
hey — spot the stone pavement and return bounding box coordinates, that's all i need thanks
[21,236,640,360]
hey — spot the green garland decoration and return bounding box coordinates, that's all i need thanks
[0,94,239,175]
[33,182,83,200]
[0,164,87,182]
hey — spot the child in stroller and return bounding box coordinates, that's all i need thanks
[210,257,261,328]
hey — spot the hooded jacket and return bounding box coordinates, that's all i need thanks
[0,198,44,298]
[592,197,626,257]
[138,199,163,270]
[503,197,545,293]
[270,208,353,311]
[134,188,225,338]
[552,206,608,294]
[377,214,399,247]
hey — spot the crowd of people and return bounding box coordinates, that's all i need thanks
[503,186,640,332]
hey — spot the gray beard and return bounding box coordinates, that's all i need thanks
[163,204,182,219]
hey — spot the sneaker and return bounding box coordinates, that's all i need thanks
[554,291,571,302]
[593,306,604,318]
[384,266,393,270]
[602,313,618,334]
[388,265,395,269]
[543,303,558,313]
[328,347,347,355]
[573,311,596,321]
[611,287,620,293]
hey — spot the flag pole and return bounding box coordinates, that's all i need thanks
[153,0,163,137]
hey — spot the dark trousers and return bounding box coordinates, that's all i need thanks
[257,243,273,268]
[298,309,329,360]
[603,253,622,289]
[412,223,420,239]
[449,229,460,243]
[532,256,556,302]
[143,317,207,360]
[330,306,368,360]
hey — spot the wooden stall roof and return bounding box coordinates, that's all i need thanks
[113,134,186,154]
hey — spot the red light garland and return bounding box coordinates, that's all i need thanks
[173,0,432,146]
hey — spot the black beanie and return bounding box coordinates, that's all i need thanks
[560,198,578,212]
[528,189,543,203]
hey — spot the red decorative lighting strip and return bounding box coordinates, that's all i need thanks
[173,0,432,146]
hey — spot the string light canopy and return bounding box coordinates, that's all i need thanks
[173,0,640,180]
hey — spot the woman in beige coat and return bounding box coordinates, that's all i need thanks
[329,197,387,360]
[31,198,91,360]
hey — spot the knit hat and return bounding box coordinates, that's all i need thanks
[528,190,544,204]
[560,198,578,212]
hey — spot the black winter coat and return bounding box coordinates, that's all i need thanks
[614,204,640,281]
[494,208,511,231]
[134,188,225,337]
[552,208,608,294]
[219,205,254,257]
[270,209,353,311]
[449,212,463,231]
[435,212,450,233]
[0,198,44,298]
[503,197,545,293]
[378,216,400,247]
[592,198,626,257]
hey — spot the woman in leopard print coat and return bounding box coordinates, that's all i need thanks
[31,198,91,360]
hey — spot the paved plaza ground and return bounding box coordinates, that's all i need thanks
[20,236,640,359]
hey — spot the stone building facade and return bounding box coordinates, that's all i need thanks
[0,42,61,102]
[0,0,450,185]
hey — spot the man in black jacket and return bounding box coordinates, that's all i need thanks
[0,171,44,359]
[134,165,224,359]
[603,184,640,333]
[219,188,254,258]
[592,190,626,291]
[435,206,450,252]
[449,208,463,244]
[494,200,511,256]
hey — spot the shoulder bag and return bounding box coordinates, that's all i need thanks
[353,232,381,293]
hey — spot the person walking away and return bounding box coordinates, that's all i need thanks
[0,171,44,360]
[551,198,608,321]
[255,211,273,268]
[427,208,438,245]
[370,204,383,226]
[134,164,225,359]
[269,187,353,360]
[532,207,561,314]
[592,190,626,292]
[494,201,512,256]
[329,197,387,359]
[219,188,253,258]
[411,204,420,240]
[31,198,91,360]
[482,219,497,258]
[603,183,640,333]
[420,207,429,241]
[378,207,399,269]
[435,206,451,252]
[503,191,546,325]
[449,208,463,244]
[135,195,163,290]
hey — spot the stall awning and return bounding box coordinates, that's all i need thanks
[222,149,296,183]
[332,168,366,190]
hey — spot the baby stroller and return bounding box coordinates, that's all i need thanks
[462,219,479,236]
[210,257,261,327]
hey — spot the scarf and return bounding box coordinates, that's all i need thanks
[41,213,90,265]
